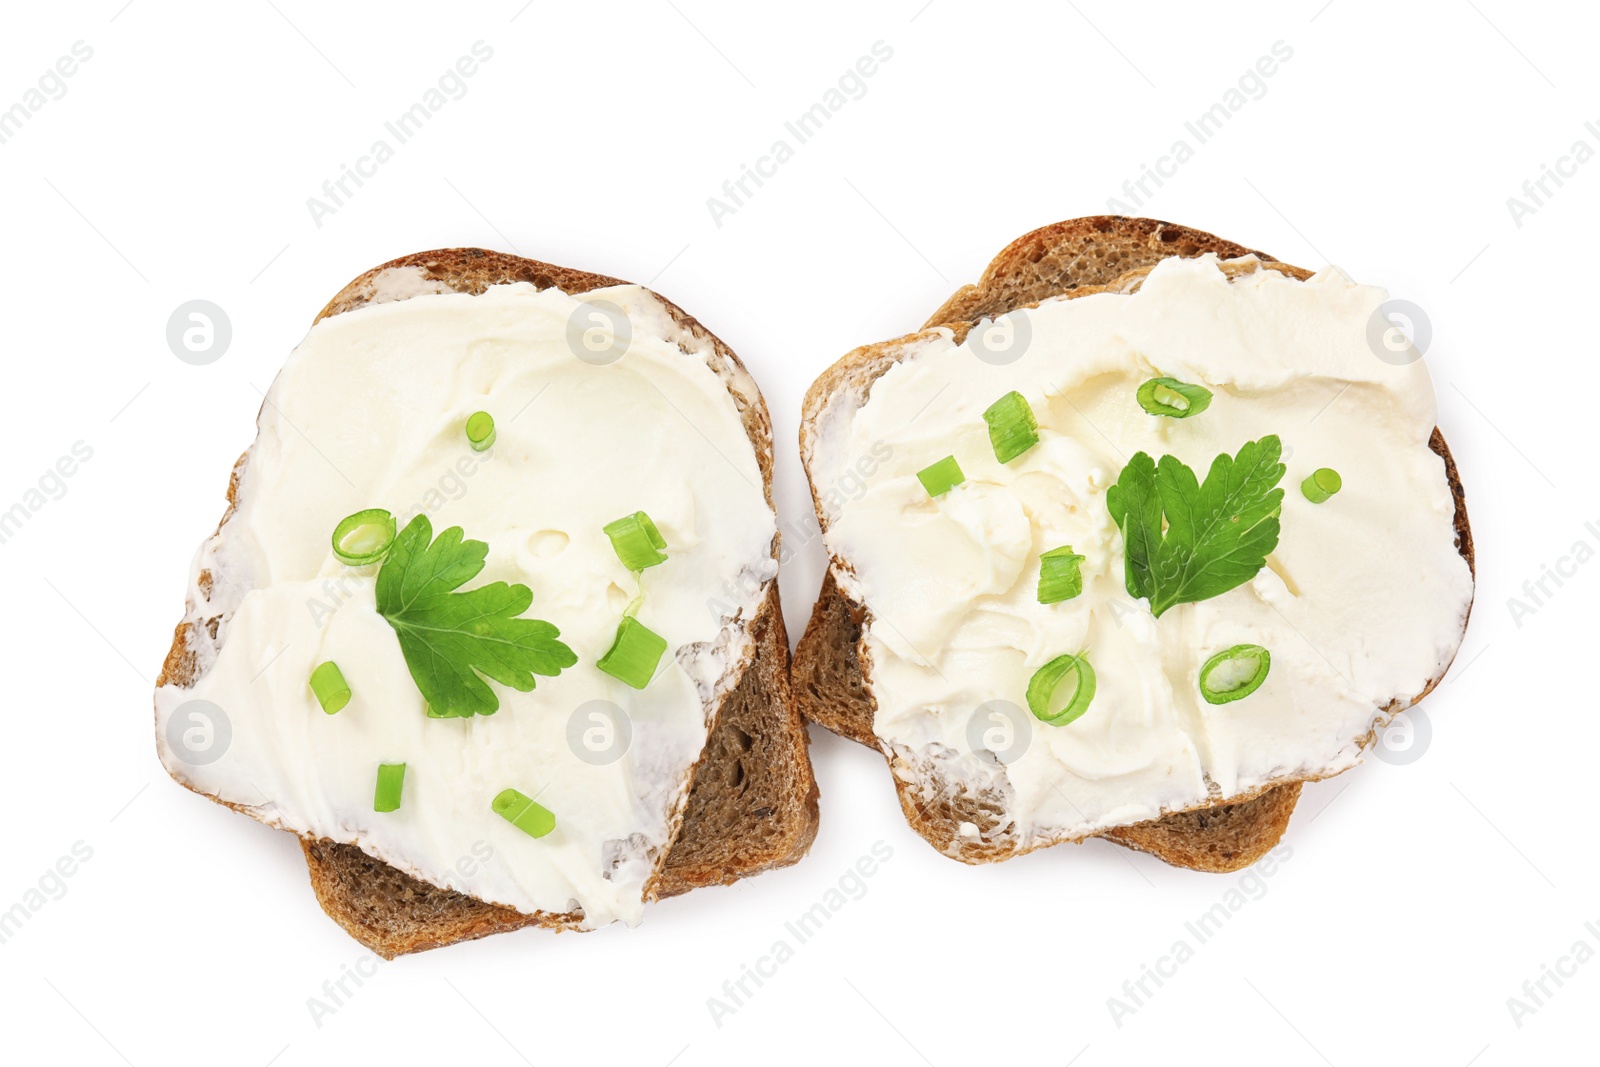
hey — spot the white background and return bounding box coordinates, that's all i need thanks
[0,1,1593,1064]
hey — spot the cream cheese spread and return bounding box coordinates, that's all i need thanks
[811,255,1473,850]
[155,274,776,926]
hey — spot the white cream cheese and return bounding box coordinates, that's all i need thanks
[812,255,1473,850]
[155,276,776,926]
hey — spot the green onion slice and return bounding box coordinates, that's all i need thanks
[1136,377,1214,419]
[309,661,351,714]
[1301,467,1342,503]
[597,616,668,690]
[1199,644,1271,704]
[331,508,397,566]
[1026,653,1097,726]
[917,455,966,497]
[465,410,496,452]
[1037,546,1087,604]
[982,391,1040,464]
[604,511,668,571]
[493,788,556,838]
[374,763,406,813]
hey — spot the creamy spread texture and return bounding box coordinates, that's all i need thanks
[155,275,776,925]
[812,256,1472,849]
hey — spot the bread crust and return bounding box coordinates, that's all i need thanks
[156,249,817,956]
[794,216,1474,870]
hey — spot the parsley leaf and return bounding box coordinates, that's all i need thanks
[1106,451,1162,603]
[1106,435,1286,617]
[375,515,577,717]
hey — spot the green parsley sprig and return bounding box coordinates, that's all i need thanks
[1106,435,1286,617]
[376,515,577,717]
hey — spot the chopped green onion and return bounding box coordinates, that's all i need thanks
[492,788,556,838]
[309,661,351,714]
[1136,377,1213,419]
[374,763,406,812]
[331,508,397,566]
[1037,546,1087,604]
[1026,653,1097,726]
[597,616,668,689]
[604,511,668,571]
[982,391,1040,464]
[1301,467,1342,503]
[917,455,966,497]
[1199,644,1271,704]
[465,410,496,452]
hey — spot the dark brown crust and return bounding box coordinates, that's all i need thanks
[158,249,816,957]
[795,216,1474,871]
[1104,783,1304,872]
[792,569,876,748]
[923,215,1279,329]
[301,839,583,958]
[1430,427,1475,578]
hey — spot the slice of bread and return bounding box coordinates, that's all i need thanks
[157,249,818,956]
[795,217,1473,871]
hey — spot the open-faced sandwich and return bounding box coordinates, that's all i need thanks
[155,249,818,956]
[795,217,1473,869]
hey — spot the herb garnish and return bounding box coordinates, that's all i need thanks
[376,515,576,717]
[1106,435,1286,617]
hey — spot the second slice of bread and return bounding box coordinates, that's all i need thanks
[794,217,1473,871]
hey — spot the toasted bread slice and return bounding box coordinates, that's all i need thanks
[158,249,818,956]
[794,217,1473,871]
